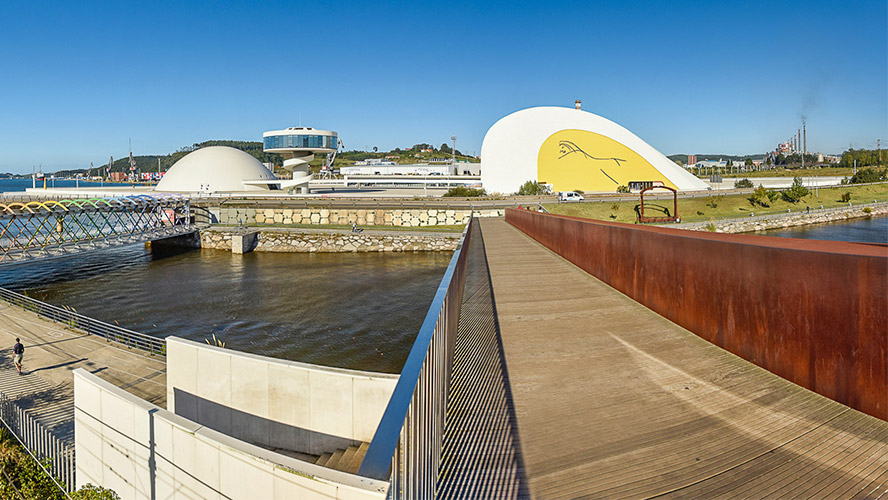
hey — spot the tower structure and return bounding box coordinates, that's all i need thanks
[262,127,338,194]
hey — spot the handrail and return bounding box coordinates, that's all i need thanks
[358,218,473,496]
[0,287,165,356]
[0,392,75,496]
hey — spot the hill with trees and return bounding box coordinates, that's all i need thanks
[51,140,479,177]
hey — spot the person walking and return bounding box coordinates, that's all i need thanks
[12,338,24,375]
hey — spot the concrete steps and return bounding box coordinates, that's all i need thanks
[315,442,369,474]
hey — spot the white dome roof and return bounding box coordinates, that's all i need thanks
[156,146,276,193]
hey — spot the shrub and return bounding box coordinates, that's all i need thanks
[734,178,754,189]
[610,203,620,219]
[839,192,852,203]
[706,194,722,208]
[443,186,486,197]
[849,168,888,184]
[616,185,630,193]
[781,176,810,203]
[749,185,778,207]
[863,207,873,214]
[516,180,551,196]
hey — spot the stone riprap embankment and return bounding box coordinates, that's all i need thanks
[161,227,460,253]
[676,203,888,234]
[197,206,504,227]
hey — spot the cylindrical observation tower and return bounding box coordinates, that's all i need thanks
[263,127,338,194]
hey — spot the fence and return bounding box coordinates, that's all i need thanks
[358,218,473,498]
[0,392,75,493]
[0,286,165,355]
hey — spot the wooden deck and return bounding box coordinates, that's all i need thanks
[479,218,888,499]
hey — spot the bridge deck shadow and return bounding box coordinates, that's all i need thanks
[473,217,888,499]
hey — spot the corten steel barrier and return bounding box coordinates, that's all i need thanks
[0,392,75,494]
[0,195,193,264]
[506,208,888,420]
[0,287,166,356]
[358,218,473,498]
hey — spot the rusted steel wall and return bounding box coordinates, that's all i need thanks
[506,208,888,421]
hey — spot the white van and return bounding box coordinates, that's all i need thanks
[558,191,584,202]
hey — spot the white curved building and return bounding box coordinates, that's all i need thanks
[263,127,338,193]
[480,106,708,194]
[156,146,279,193]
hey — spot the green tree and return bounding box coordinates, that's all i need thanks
[734,178,754,188]
[517,180,551,195]
[749,185,778,207]
[850,167,887,184]
[781,176,810,203]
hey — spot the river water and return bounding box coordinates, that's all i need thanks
[0,246,451,373]
[761,214,888,244]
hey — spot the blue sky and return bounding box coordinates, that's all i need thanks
[0,0,885,173]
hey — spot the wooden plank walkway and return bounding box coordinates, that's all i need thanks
[0,301,166,443]
[479,218,888,499]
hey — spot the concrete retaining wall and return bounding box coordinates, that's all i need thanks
[166,337,399,455]
[198,206,504,227]
[506,208,888,421]
[165,227,460,253]
[74,369,388,499]
[677,204,888,233]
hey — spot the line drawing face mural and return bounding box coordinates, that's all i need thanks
[538,130,677,192]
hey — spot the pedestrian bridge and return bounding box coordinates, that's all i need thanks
[0,211,884,499]
[0,195,194,265]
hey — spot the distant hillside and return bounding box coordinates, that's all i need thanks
[53,140,283,177]
[667,154,766,164]
[52,140,480,177]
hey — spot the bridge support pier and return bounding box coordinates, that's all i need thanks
[231,231,259,254]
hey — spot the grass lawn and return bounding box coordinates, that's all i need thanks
[545,182,888,224]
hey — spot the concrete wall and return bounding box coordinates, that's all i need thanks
[74,369,388,500]
[195,205,504,226]
[166,337,399,455]
[506,208,888,421]
[161,227,460,253]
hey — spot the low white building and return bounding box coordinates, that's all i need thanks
[341,164,456,176]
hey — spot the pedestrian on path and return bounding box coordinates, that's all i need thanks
[12,338,24,375]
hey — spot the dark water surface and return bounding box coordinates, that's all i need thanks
[762,214,888,244]
[1,246,451,373]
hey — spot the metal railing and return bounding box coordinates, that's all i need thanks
[0,195,193,265]
[358,218,473,498]
[0,392,75,493]
[0,287,165,355]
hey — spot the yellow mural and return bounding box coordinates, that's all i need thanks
[537,129,677,192]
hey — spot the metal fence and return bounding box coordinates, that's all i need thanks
[358,218,473,498]
[0,393,75,493]
[0,286,165,355]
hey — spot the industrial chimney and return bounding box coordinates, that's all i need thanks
[575,99,581,110]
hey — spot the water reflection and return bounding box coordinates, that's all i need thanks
[1,245,452,373]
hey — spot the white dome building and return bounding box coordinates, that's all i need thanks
[480,106,708,194]
[156,146,278,193]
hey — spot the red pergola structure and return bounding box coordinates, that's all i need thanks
[637,185,678,223]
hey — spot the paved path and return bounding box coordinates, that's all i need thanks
[0,301,166,443]
[479,217,888,499]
